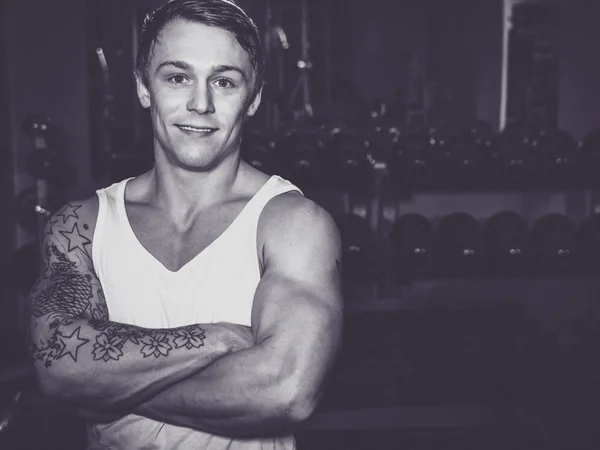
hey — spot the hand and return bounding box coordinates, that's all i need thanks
[218,323,254,353]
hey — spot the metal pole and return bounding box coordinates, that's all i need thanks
[264,0,273,132]
[324,0,332,108]
[132,5,141,144]
[275,0,285,130]
[300,0,313,117]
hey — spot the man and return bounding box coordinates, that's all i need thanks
[22,0,343,448]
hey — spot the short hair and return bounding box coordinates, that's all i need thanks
[136,0,264,103]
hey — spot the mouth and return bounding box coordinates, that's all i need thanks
[175,124,218,133]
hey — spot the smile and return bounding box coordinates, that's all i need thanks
[176,125,217,133]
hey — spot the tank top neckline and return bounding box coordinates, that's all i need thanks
[117,175,278,276]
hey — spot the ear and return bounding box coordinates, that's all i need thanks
[135,72,151,109]
[245,86,263,117]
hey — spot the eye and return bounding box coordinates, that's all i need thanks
[168,74,188,84]
[214,78,234,88]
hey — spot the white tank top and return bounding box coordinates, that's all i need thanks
[88,175,302,450]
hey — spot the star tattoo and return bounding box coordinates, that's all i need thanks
[59,223,92,259]
[83,224,89,230]
[56,203,82,224]
[45,219,59,236]
[57,327,90,362]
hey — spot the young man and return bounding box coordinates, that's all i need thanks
[23,0,343,448]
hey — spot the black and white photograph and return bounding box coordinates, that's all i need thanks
[1,0,600,449]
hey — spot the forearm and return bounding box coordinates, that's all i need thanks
[28,314,232,411]
[131,300,341,437]
[133,343,299,437]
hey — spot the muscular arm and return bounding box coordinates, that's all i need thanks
[24,201,252,412]
[132,194,344,437]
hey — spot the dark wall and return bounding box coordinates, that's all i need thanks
[330,0,503,128]
[7,0,96,224]
[5,0,599,202]
[3,0,600,334]
[1,0,16,316]
[558,0,600,139]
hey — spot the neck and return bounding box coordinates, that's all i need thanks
[146,153,246,215]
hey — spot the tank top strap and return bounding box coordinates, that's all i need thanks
[242,175,303,218]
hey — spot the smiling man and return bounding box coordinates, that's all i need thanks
[22,1,343,449]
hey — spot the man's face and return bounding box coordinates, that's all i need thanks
[137,19,262,171]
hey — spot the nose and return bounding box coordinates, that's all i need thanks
[187,82,215,114]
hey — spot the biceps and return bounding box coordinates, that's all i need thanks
[256,263,340,327]
[253,281,343,373]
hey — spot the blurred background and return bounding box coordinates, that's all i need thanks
[3,0,600,448]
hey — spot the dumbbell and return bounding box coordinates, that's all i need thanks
[23,114,77,189]
[276,126,326,190]
[14,185,56,233]
[537,129,580,189]
[483,211,531,276]
[22,113,51,147]
[466,120,496,142]
[438,212,484,277]
[387,129,439,192]
[364,118,402,156]
[389,213,438,280]
[26,151,78,189]
[334,213,376,285]
[241,129,279,176]
[577,214,600,274]
[362,98,390,124]
[441,120,495,189]
[302,115,331,131]
[323,126,376,196]
[7,242,40,296]
[531,213,577,275]
[492,123,540,189]
[578,129,600,188]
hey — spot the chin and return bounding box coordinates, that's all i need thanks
[167,146,216,171]
[178,157,217,172]
[162,140,236,172]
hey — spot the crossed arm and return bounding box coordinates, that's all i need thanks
[23,199,254,411]
[130,195,344,436]
[26,194,344,437]
[82,194,344,436]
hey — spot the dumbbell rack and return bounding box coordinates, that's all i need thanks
[300,152,600,441]
[320,158,600,308]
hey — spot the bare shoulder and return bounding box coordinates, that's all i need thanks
[50,195,99,237]
[259,192,341,265]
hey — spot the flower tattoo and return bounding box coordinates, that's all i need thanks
[174,326,206,350]
[140,333,173,358]
[93,333,124,362]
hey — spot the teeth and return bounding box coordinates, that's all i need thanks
[179,126,212,132]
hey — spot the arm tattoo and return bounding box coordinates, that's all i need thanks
[45,219,59,236]
[59,223,92,261]
[31,244,92,318]
[28,242,94,367]
[88,320,206,362]
[55,203,82,223]
[28,211,207,369]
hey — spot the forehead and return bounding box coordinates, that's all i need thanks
[149,19,253,74]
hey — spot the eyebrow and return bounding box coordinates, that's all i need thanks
[156,61,247,81]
